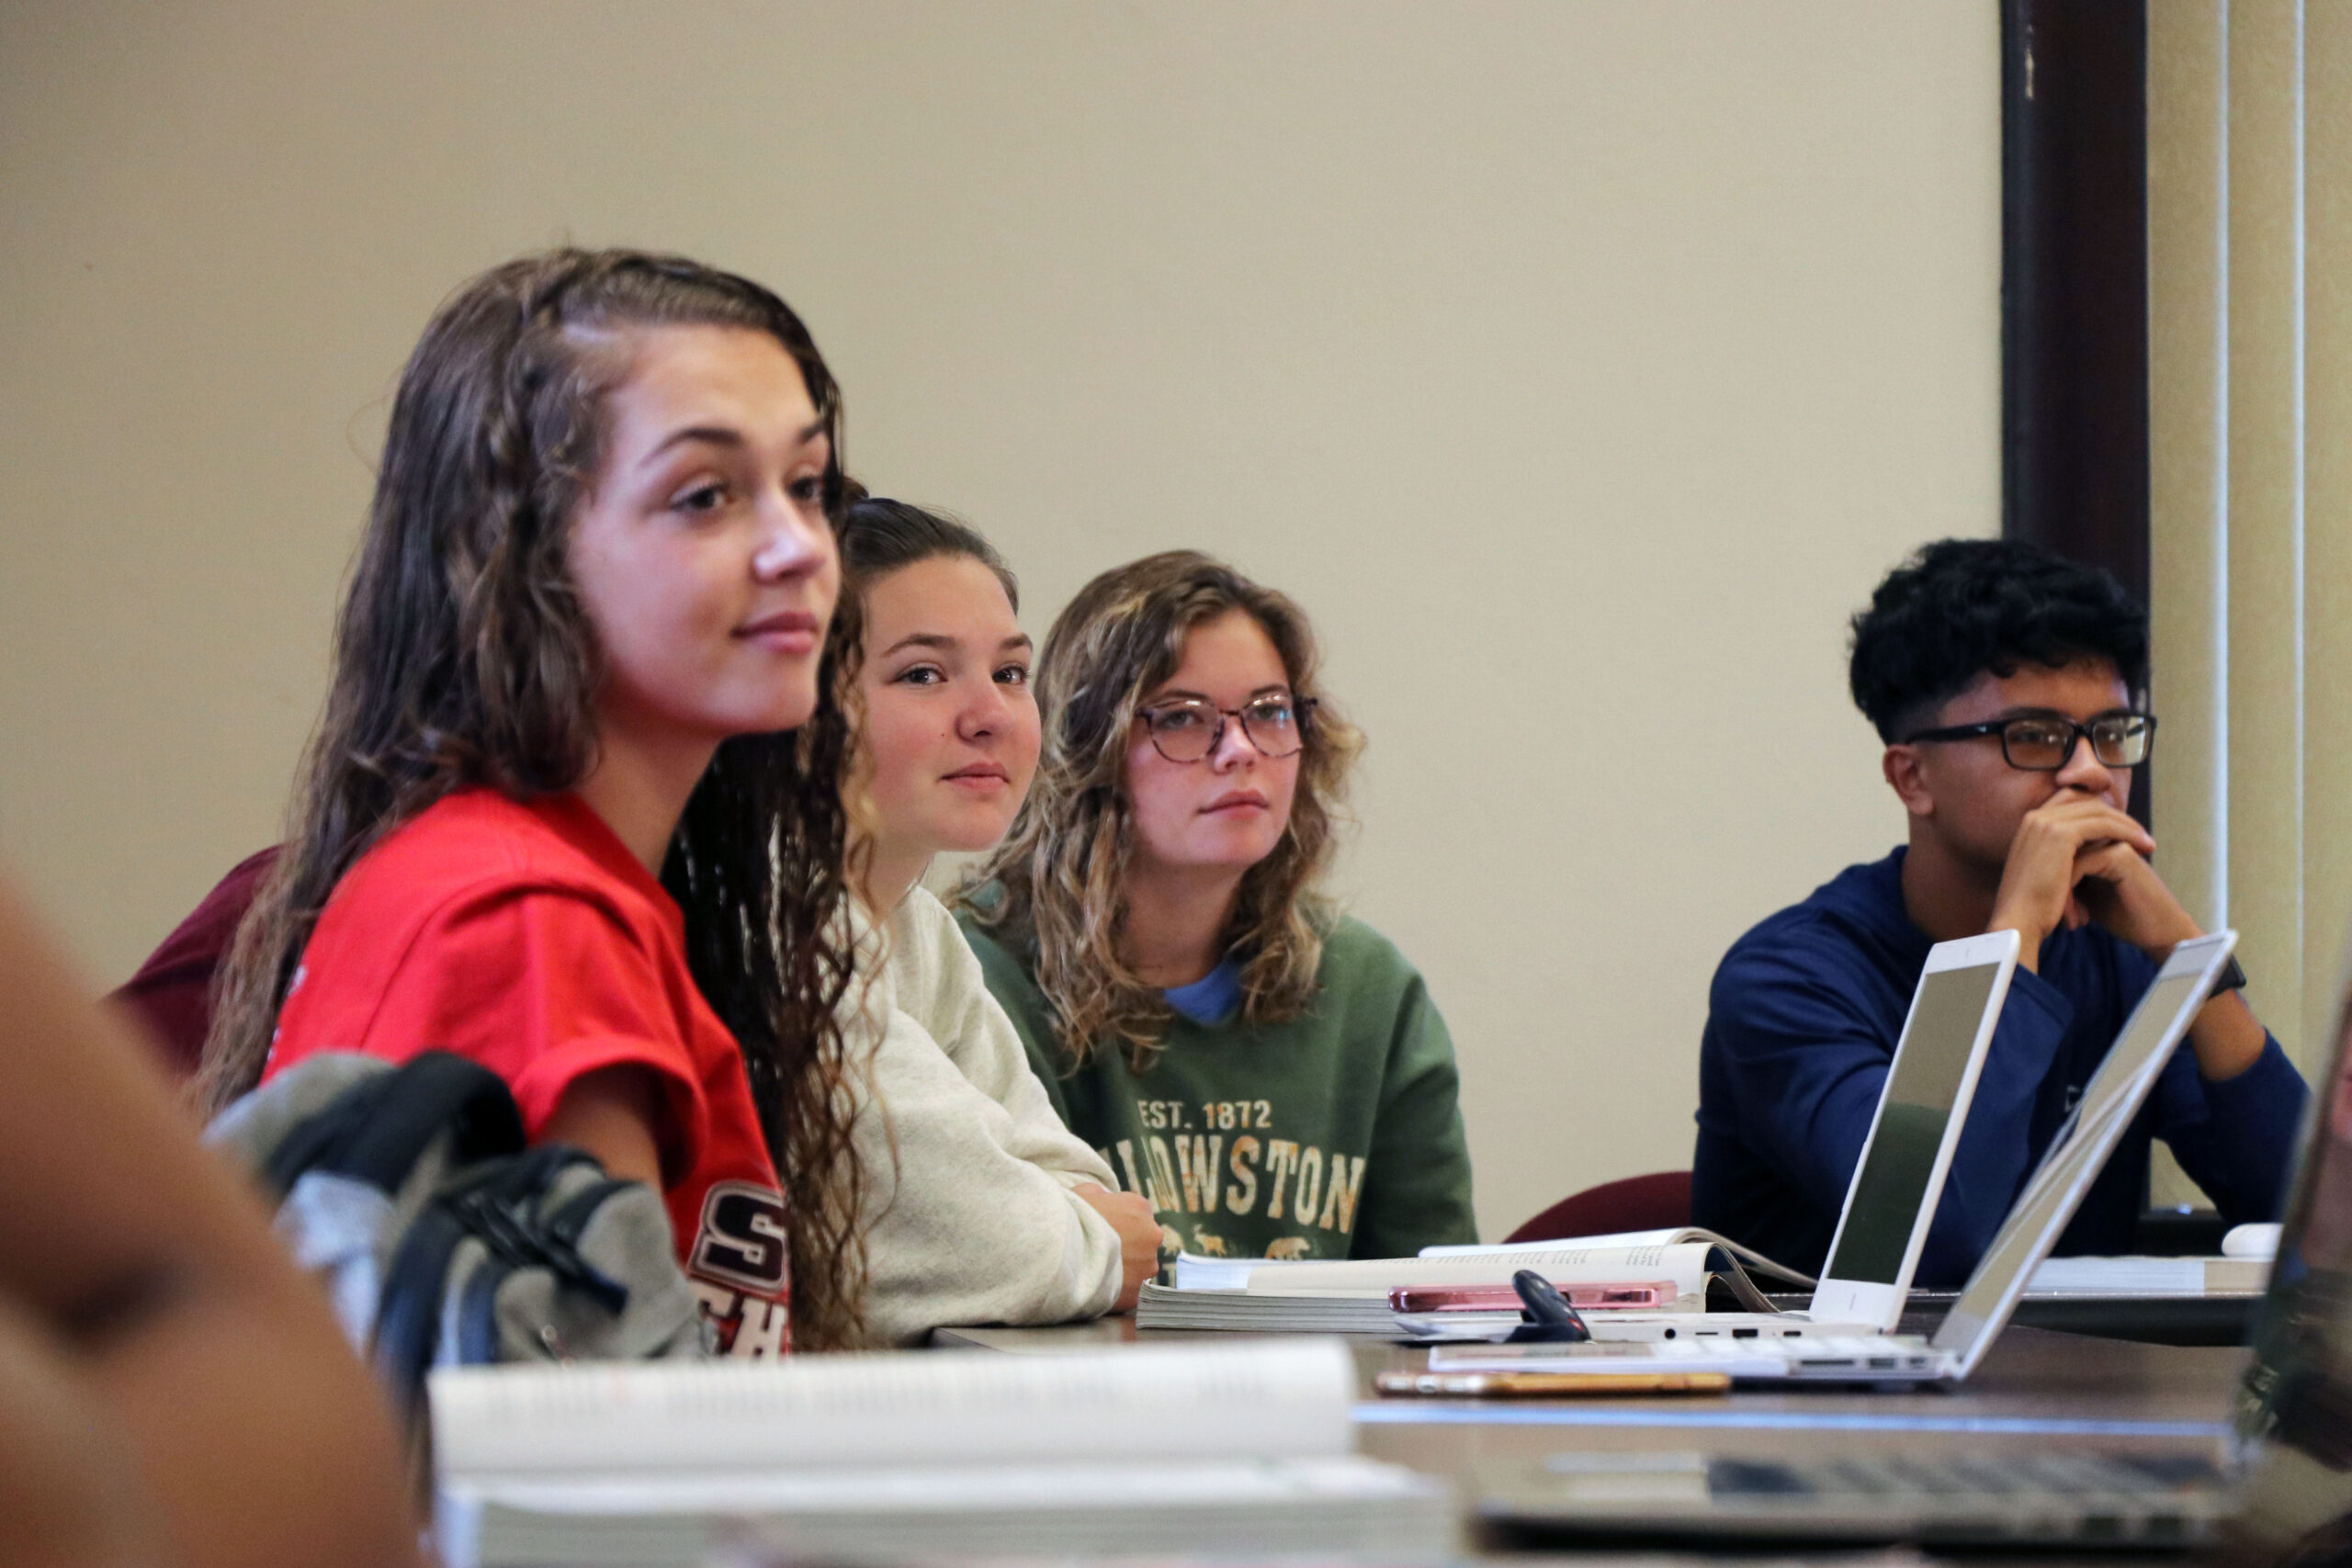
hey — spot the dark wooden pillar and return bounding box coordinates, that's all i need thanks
[2001,0,2153,830]
[2001,0,2150,607]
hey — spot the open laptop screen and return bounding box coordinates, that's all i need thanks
[1822,962,2004,1284]
[1929,939,2231,1369]
[2227,978,2352,1559]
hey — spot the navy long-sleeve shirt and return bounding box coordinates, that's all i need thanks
[1693,848,2308,1288]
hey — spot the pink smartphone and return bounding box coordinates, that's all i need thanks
[1388,1280,1673,1313]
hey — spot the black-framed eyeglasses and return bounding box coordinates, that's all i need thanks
[1138,694,1317,764]
[1901,711,2156,771]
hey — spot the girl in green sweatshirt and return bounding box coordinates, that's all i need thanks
[958,551,1476,1262]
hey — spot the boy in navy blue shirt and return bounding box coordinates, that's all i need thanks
[1695,539,2306,1286]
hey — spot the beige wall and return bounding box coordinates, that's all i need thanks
[0,1,1998,1242]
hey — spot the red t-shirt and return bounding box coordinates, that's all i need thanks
[266,789,793,1357]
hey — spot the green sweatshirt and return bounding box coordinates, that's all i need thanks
[957,909,1477,1262]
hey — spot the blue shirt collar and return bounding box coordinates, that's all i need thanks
[1164,954,1245,1026]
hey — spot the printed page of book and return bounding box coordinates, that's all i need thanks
[1419,1228,1815,1288]
[1230,1244,1713,1301]
[1420,1228,1680,1256]
[1170,1252,1257,1290]
[431,1338,1353,1480]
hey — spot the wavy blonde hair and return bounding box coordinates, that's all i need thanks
[966,551,1362,1069]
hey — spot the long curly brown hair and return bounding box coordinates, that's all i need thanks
[196,248,870,1348]
[966,551,1362,1070]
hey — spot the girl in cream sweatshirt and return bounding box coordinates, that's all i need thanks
[839,498,1160,1345]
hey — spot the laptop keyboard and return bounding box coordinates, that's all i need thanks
[1704,1450,2222,1499]
[1508,1449,2229,1546]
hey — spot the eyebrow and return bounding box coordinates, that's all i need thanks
[881,633,957,657]
[1148,682,1293,704]
[639,417,831,468]
[1990,705,2140,722]
[879,631,1038,660]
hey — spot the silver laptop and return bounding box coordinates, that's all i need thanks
[1583,930,2018,1342]
[1472,930,2313,1552]
[2215,968,2352,1562]
[1435,930,2240,1383]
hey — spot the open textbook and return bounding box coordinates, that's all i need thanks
[1419,1227,1813,1280]
[1138,1230,1815,1335]
[430,1338,1454,1567]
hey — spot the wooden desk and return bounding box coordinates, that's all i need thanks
[933,1320,2242,1559]
[1351,1326,2238,1474]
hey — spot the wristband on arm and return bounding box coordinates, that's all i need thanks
[2208,955,2248,1000]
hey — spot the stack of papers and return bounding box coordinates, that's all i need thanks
[2024,1255,2270,1295]
[447,1460,1447,1565]
[429,1338,1456,1568]
[1136,1280,1527,1337]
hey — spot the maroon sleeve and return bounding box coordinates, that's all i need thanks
[107,846,281,1078]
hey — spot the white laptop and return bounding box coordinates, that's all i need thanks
[1582,929,2018,1342]
[1428,931,2240,1382]
[1467,926,2352,1554]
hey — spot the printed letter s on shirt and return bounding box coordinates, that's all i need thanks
[1227,1135,1261,1214]
[691,1180,790,1292]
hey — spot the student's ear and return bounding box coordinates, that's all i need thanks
[1883,744,1937,820]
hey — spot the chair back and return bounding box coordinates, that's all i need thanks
[112,845,280,1076]
[1504,1169,1691,1244]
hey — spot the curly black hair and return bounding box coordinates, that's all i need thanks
[1849,537,2149,742]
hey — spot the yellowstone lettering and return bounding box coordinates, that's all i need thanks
[962,909,1479,1262]
[1107,1125,1370,1252]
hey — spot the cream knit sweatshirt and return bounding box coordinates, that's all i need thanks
[848,886,1124,1346]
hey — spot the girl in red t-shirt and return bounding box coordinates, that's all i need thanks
[196,250,869,1352]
